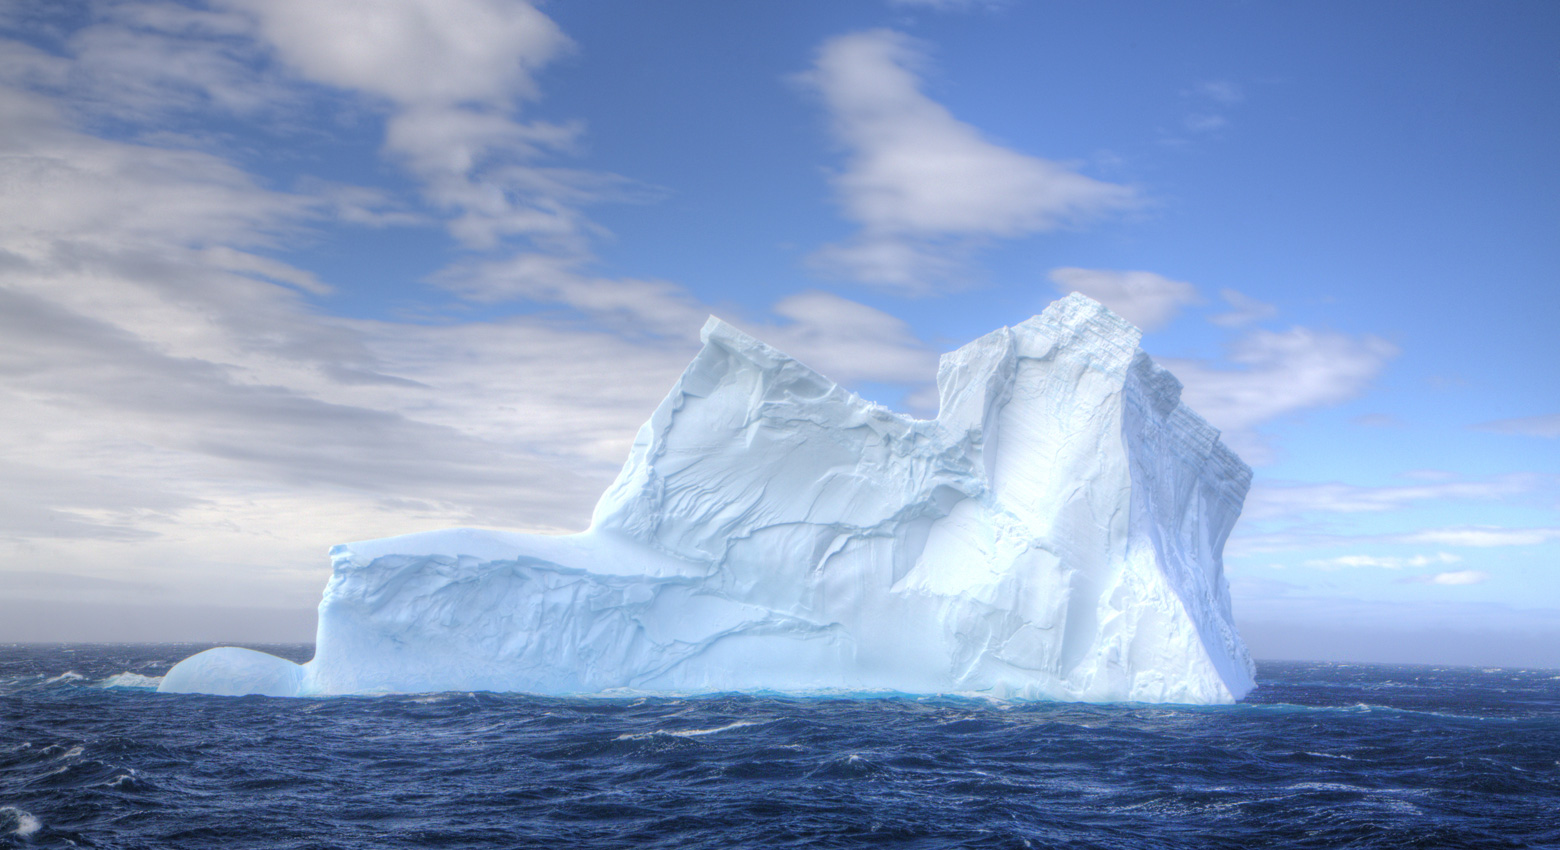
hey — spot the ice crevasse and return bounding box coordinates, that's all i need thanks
[161,293,1256,703]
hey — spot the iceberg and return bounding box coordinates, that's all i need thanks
[161,293,1255,703]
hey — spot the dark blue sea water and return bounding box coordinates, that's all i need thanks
[1,645,1556,849]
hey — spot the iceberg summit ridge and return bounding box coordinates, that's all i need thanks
[160,293,1257,703]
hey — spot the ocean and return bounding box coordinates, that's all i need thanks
[1,644,1556,849]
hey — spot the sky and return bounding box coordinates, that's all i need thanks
[1,0,1556,667]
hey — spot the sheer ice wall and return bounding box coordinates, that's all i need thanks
[160,293,1256,703]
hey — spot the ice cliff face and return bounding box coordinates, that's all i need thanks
[161,293,1256,703]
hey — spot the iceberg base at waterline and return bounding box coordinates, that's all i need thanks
[160,293,1257,704]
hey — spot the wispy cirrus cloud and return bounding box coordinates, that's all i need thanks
[1163,80,1245,145]
[803,29,1137,293]
[1209,288,1276,327]
[1038,267,1391,462]
[1165,327,1398,462]
[737,291,939,387]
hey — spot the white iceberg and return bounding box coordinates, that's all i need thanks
[161,293,1255,703]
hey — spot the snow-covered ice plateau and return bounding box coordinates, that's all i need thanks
[161,293,1256,703]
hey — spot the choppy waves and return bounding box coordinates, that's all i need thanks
[2,645,1557,849]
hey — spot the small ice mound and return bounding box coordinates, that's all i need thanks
[1,806,41,838]
[100,672,163,690]
[158,647,305,697]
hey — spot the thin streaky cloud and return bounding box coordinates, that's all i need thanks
[1398,527,1560,547]
[1303,553,1460,570]
[1411,570,1491,586]
[1166,327,1397,463]
[1209,288,1277,327]
[1244,474,1540,521]
[1472,413,1560,438]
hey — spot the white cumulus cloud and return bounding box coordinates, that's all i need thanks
[225,0,640,260]
[221,0,569,106]
[1048,268,1200,331]
[803,29,1137,292]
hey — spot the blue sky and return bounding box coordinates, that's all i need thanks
[0,0,1556,666]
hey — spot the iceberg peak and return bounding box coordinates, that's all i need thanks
[162,294,1255,703]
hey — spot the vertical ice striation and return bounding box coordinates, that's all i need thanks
[161,293,1255,703]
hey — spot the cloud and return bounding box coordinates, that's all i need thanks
[221,0,569,106]
[20,3,289,123]
[1229,522,1560,558]
[223,0,641,260]
[887,0,1010,11]
[1048,268,1200,331]
[1396,527,1560,547]
[1166,80,1244,144]
[1352,413,1403,428]
[0,48,677,609]
[1191,81,1244,106]
[1472,413,1560,439]
[1209,288,1276,327]
[433,253,708,336]
[433,257,940,391]
[1303,553,1460,570]
[0,48,947,618]
[1182,113,1227,133]
[1412,570,1491,586]
[738,291,940,388]
[0,87,315,250]
[803,29,1137,292]
[1165,327,1397,461]
[1244,474,1539,521]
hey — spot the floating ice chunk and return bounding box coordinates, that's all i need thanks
[160,294,1255,704]
[159,647,304,697]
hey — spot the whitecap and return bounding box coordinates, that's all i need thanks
[45,671,86,684]
[615,719,762,741]
[99,672,163,689]
[1287,781,1366,793]
[1,806,41,838]
[106,771,138,788]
